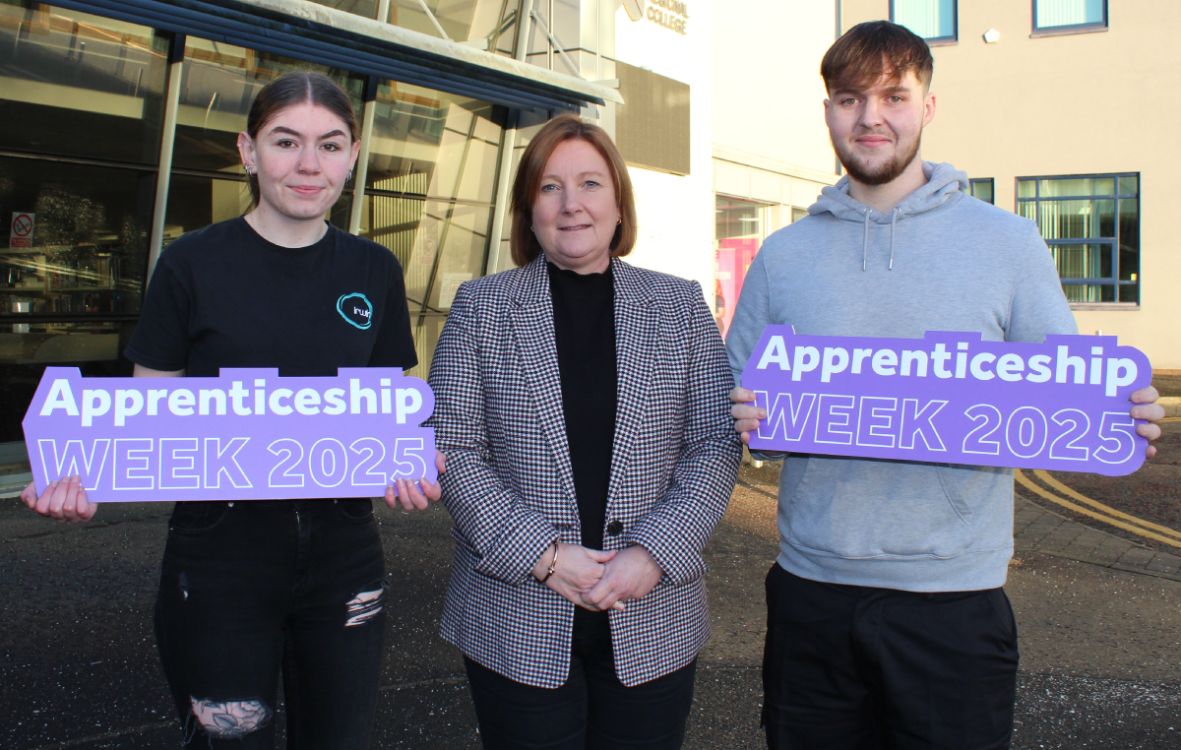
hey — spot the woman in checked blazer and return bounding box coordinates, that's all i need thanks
[427,114,741,749]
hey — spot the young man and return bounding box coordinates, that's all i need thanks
[726,20,1164,749]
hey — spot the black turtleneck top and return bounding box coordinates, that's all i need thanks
[546,261,617,551]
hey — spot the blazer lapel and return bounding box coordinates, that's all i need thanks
[607,260,656,501]
[509,257,578,503]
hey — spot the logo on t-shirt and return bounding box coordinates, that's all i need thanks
[336,292,374,330]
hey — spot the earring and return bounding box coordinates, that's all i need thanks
[346,169,354,182]
[244,165,255,176]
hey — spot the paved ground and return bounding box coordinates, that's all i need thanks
[3,454,1180,749]
[2,371,1178,749]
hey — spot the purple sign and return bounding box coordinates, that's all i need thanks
[22,367,436,502]
[740,328,1151,476]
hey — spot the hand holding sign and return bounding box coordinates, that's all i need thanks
[20,474,97,522]
[738,327,1154,476]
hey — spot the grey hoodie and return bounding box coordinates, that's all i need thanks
[726,162,1076,592]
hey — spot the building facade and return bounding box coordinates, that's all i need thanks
[842,0,1181,369]
[0,0,725,460]
[710,1,838,336]
[11,1,1157,469]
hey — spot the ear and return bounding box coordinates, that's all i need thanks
[922,92,936,127]
[348,139,362,170]
[236,132,255,171]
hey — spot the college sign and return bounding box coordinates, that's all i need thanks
[621,0,688,35]
[22,367,436,501]
[740,327,1151,476]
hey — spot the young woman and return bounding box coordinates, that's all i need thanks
[22,71,438,748]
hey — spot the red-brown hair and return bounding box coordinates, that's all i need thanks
[509,114,637,267]
[821,20,934,93]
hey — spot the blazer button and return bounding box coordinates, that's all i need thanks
[606,520,624,536]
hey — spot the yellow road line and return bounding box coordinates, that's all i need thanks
[1015,471,1181,549]
[1031,470,1181,540]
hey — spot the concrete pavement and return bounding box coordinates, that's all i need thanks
[2,464,1180,749]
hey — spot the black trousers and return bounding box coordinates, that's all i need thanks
[762,564,1019,750]
[155,499,387,749]
[464,610,697,749]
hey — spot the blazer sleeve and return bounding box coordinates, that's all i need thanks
[624,284,741,586]
[428,283,559,585]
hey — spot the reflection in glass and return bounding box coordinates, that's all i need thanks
[892,0,956,41]
[1017,173,1138,304]
[172,40,365,174]
[303,0,522,56]
[0,1,167,164]
[0,320,134,441]
[409,312,447,378]
[968,178,994,205]
[359,194,491,313]
[0,157,153,317]
[361,81,503,313]
[308,0,380,19]
[386,0,522,55]
[1035,0,1106,30]
[715,195,771,337]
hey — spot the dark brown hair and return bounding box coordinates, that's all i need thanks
[244,71,359,206]
[821,20,933,94]
[509,114,637,267]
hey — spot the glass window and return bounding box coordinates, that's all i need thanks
[171,40,365,173]
[715,195,773,337]
[1016,173,1138,304]
[969,178,994,205]
[0,1,168,164]
[360,81,504,316]
[308,0,380,19]
[0,156,153,317]
[1033,0,1107,32]
[308,0,523,56]
[891,0,957,42]
[0,3,162,443]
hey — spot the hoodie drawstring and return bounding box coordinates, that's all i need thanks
[861,209,870,272]
[888,208,897,271]
[861,208,901,271]
[861,208,898,271]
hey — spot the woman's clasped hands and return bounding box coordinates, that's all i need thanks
[533,542,663,613]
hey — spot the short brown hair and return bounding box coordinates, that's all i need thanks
[821,20,933,93]
[244,71,359,207]
[509,114,637,267]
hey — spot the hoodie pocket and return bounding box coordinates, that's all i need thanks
[784,456,1001,560]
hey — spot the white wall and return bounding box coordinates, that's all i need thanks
[610,0,716,300]
[711,1,837,179]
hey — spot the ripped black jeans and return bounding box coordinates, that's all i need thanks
[155,499,387,749]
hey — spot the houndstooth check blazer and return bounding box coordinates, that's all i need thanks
[427,255,741,689]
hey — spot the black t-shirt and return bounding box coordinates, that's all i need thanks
[126,217,417,376]
[547,261,617,551]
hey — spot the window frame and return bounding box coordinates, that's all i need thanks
[968,177,995,205]
[890,0,958,44]
[1032,0,1108,34]
[1015,172,1139,307]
